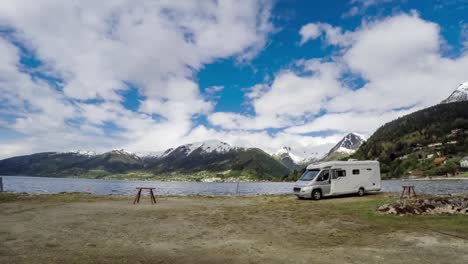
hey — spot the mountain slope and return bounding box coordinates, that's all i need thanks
[273,147,307,170]
[0,150,144,177]
[323,133,364,161]
[352,101,468,177]
[441,82,468,104]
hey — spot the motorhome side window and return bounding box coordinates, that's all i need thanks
[318,170,330,181]
[336,170,346,177]
[352,169,360,175]
[332,170,346,179]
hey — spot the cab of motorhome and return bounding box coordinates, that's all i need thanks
[293,160,381,200]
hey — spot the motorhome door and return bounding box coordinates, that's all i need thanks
[315,169,331,195]
[331,169,348,193]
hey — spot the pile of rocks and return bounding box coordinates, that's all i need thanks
[377,196,468,215]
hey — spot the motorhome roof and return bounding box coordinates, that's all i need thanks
[306,160,379,170]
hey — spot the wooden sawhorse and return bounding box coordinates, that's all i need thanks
[400,185,417,199]
[133,187,157,204]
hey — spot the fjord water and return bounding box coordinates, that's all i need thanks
[2,176,468,196]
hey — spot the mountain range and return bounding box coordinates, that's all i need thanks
[0,139,293,181]
[0,134,362,181]
[272,133,364,170]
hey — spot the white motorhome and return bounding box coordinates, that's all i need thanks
[293,160,381,200]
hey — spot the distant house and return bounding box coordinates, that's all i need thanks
[461,157,468,169]
[450,129,463,137]
[433,157,447,165]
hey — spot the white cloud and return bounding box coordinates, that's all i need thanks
[209,59,346,130]
[299,23,321,45]
[210,12,468,139]
[343,0,401,18]
[329,14,468,114]
[461,23,468,49]
[1,3,467,161]
[0,0,274,158]
[244,84,270,100]
[299,22,353,46]
[301,13,468,135]
[205,86,224,95]
[285,109,414,135]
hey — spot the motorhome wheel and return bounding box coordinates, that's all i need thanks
[312,189,322,200]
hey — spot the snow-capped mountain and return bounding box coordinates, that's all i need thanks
[273,147,305,170]
[272,133,364,168]
[66,150,100,156]
[323,133,364,161]
[105,149,142,160]
[273,146,325,170]
[441,82,468,104]
[274,147,305,164]
[140,139,289,178]
[177,139,238,155]
[0,139,290,179]
[155,139,238,158]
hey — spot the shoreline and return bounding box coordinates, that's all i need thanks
[401,177,468,181]
[0,175,285,183]
[4,174,468,182]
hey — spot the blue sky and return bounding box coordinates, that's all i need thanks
[0,0,467,158]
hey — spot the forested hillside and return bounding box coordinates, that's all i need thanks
[352,101,468,178]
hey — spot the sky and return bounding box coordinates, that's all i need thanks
[0,0,467,159]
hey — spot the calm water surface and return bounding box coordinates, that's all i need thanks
[1,176,468,196]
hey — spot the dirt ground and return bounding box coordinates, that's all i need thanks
[1,193,468,264]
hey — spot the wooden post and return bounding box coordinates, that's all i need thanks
[150,189,157,204]
[0,177,3,192]
[133,189,142,204]
[400,185,416,199]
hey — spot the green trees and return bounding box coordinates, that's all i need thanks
[351,101,468,178]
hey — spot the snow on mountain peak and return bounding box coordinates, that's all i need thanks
[67,150,98,156]
[337,133,364,149]
[107,149,142,159]
[274,146,321,164]
[325,133,364,158]
[181,139,236,155]
[458,82,468,91]
[275,146,292,156]
[441,82,468,104]
[134,150,165,158]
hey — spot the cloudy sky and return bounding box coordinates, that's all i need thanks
[0,0,467,158]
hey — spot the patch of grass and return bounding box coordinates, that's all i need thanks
[0,192,125,203]
[0,192,24,203]
[78,169,112,179]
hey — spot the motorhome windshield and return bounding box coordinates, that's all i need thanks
[298,169,320,181]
